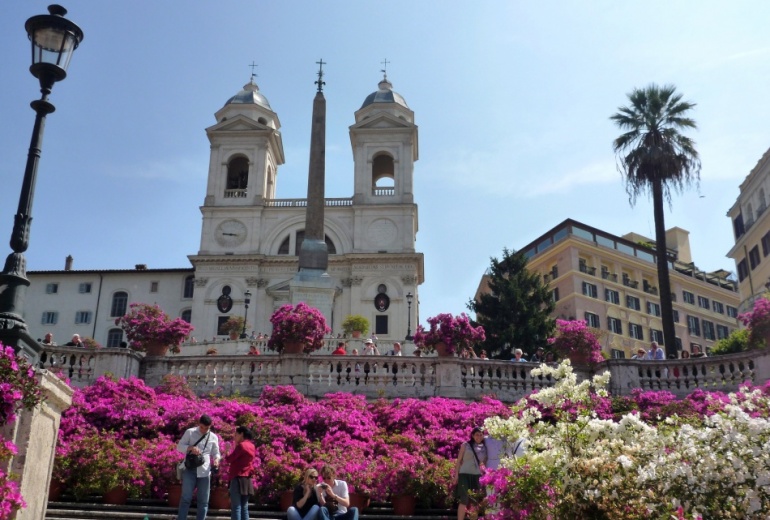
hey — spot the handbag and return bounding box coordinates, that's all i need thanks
[183,431,210,469]
[325,496,339,515]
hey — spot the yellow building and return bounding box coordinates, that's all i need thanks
[477,219,741,358]
[726,147,770,313]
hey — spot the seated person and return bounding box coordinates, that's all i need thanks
[319,464,358,520]
[287,467,323,520]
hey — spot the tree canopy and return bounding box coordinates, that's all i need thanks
[467,248,555,359]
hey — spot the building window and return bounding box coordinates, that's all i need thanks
[673,310,680,322]
[582,282,598,298]
[375,315,388,335]
[106,328,123,348]
[552,288,560,302]
[675,337,683,351]
[78,282,92,294]
[749,245,761,269]
[762,230,770,257]
[74,311,92,325]
[605,289,620,305]
[687,315,701,336]
[713,301,724,314]
[670,292,677,303]
[41,311,58,325]
[629,323,644,340]
[646,301,661,316]
[607,317,622,334]
[697,296,709,310]
[150,281,159,293]
[651,329,664,344]
[733,214,745,240]
[46,283,59,294]
[716,324,729,340]
[584,312,600,328]
[703,320,715,340]
[181,309,192,323]
[183,275,194,299]
[611,349,625,359]
[737,259,748,282]
[727,306,738,318]
[110,291,128,317]
[626,295,641,311]
[682,291,695,304]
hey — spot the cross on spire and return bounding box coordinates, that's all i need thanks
[381,58,390,80]
[249,61,258,81]
[315,59,326,92]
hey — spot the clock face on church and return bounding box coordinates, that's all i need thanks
[215,219,247,247]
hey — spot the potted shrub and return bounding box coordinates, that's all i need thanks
[115,303,194,356]
[547,319,604,365]
[82,337,102,349]
[221,316,248,340]
[342,314,370,338]
[267,302,330,354]
[413,313,485,356]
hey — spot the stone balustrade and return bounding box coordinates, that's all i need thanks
[37,345,770,402]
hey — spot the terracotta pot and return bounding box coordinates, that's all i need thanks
[209,486,230,510]
[391,493,416,516]
[435,342,454,357]
[280,489,294,511]
[229,332,239,340]
[282,341,304,354]
[351,331,362,338]
[102,486,129,505]
[144,342,169,357]
[349,491,370,512]
[48,479,65,502]
[167,484,182,507]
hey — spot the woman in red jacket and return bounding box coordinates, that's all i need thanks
[224,426,256,520]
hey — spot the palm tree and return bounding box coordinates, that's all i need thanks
[611,84,701,354]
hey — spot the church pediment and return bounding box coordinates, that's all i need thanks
[350,113,413,131]
[266,279,292,294]
[206,114,270,133]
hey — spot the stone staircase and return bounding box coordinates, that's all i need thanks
[46,498,454,520]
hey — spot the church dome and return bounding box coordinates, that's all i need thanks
[225,79,272,110]
[360,78,409,109]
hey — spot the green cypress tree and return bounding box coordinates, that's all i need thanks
[468,248,555,359]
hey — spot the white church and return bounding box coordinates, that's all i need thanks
[25,75,424,347]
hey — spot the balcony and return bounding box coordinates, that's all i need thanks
[601,271,618,282]
[579,264,597,276]
[264,197,354,207]
[224,188,247,198]
[623,278,639,289]
[372,187,395,196]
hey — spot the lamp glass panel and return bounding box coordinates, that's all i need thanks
[31,26,76,69]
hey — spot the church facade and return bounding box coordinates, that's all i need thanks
[25,76,424,346]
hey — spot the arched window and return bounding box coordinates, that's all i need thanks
[110,291,128,317]
[183,275,194,299]
[106,328,124,348]
[372,153,395,195]
[759,188,766,209]
[181,309,192,323]
[225,156,249,198]
[747,203,754,222]
[278,235,291,255]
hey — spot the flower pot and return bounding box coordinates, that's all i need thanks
[229,332,239,340]
[102,486,129,505]
[349,491,370,512]
[48,479,65,502]
[280,489,294,511]
[283,341,304,354]
[144,342,170,357]
[435,342,454,357]
[167,484,182,507]
[209,486,230,509]
[391,493,416,516]
[351,331,362,338]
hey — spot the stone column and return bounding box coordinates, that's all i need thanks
[1,370,73,520]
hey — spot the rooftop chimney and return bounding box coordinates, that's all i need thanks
[135,264,147,270]
[64,255,73,271]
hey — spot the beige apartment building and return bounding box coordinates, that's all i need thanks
[477,219,741,358]
[726,146,770,313]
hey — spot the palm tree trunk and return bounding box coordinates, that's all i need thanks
[652,177,677,354]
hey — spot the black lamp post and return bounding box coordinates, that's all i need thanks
[405,291,414,341]
[239,290,251,339]
[0,5,83,362]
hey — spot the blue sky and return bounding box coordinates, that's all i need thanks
[1,1,769,326]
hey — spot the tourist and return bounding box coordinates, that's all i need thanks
[479,350,488,360]
[452,427,488,520]
[691,344,707,358]
[41,332,57,346]
[332,342,347,355]
[645,342,665,360]
[224,426,256,520]
[510,349,527,362]
[176,414,221,520]
[413,348,422,357]
[319,464,359,520]
[530,347,546,363]
[543,351,557,365]
[65,334,84,348]
[386,342,402,356]
[631,348,646,360]
[248,344,260,356]
[681,350,691,359]
[362,339,379,355]
[287,467,323,520]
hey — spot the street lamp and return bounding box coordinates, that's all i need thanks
[239,290,251,339]
[405,292,414,341]
[0,5,83,362]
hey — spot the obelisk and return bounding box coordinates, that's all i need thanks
[290,60,336,326]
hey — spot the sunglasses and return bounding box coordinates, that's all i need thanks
[309,475,318,480]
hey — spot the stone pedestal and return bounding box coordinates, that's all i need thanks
[290,269,337,328]
[1,370,73,520]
